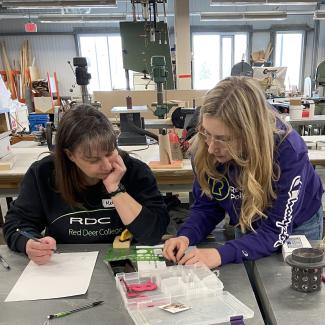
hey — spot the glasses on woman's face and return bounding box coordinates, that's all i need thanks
[198,128,232,148]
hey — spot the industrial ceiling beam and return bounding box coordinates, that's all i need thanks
[1,1,117,9]
[210,0,319,5]
[201,11,288,21]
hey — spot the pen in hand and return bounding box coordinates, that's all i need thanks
[16,229,58,253]
[47,301,104,320]
[0,254,10,270]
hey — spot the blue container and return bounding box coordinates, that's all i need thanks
[28,114,50,132]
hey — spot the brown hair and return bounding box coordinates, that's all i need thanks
[54,104,117,206]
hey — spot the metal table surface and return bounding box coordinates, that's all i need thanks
[288,115,325,126]
[253,253,325,325]
[0,244,264,325]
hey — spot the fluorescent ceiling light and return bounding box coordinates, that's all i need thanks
[39,14,125,23]
[210,0,318,6]
[0,14,29,19]
[1,1,117,9]
[201,11,287,21]
[314,10,325,20]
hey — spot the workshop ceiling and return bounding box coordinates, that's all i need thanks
[0,0,324,22]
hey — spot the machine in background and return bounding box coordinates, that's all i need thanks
[69,57,92,104]
[120,0,174,98]
[112,105,150,146]
[231,60,253,78]
[151,56,175,119]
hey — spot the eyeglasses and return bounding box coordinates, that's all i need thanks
[198,129,232,147]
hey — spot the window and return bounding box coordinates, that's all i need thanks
[221,36,232,79]
[192,34,220,90]
[79,34,131,93]
[275,31,304,91]
[192,32,248,90]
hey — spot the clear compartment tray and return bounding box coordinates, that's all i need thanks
[115,264,254,325]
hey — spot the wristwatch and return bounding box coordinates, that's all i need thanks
[107,183,126,198]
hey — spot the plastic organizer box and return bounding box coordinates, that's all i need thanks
[116,264,254,325]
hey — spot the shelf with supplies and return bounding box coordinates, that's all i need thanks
[33,72,60,114]
[0,73,30,135]
[0,69,60,115]
[0,69,31,103]
[0,109,11,133]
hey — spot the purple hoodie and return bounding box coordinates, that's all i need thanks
[177,129,323,265]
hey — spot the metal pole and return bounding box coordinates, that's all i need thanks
[81,85,90,104]
[125,69,130,90]
[157,82,163,105]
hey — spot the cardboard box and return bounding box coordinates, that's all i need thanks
[0,131,11,159]
[0,113,11,133]
[10,101,30,132]
[282,235,311,261]
[34,97,53,114]
[0,153,16,170]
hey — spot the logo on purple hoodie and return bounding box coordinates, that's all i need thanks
[274,176,302,247]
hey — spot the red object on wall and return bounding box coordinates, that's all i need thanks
[25,22,37,33]
[177,74,192,79]
[302,110,309,118]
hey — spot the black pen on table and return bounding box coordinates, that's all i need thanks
[0,254,10,270]
[47,301,104,320]
[16,229,59,253]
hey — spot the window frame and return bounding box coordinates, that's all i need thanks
[272,29,306,91]
[77,33,126,92]
[191,31,249,90]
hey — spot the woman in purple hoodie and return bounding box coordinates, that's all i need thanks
[163,76,323,268]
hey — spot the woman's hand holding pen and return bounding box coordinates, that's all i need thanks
[26,236,57,265]
[163,236,190,263]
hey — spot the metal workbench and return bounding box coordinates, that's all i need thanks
[253,252,325,325]
[0,244,264,325]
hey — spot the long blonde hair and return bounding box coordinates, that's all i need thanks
[191,76,290,232]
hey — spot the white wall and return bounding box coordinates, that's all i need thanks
[0,35,79,97]
[304,29,314,79]
[252,32,270,53]
[317,4,325,66]
[318,21,325,65]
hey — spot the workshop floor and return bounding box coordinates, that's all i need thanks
[0,198,7,245]
[0,228,4,245]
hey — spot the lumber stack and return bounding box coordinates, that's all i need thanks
[0,40,32,101]
[0,41,16,98]
[20,40,31,99]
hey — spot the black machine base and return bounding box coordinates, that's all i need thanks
[118,132,147,146]
[118,112,147,146]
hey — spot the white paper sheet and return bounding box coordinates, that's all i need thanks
[5,251,98,302]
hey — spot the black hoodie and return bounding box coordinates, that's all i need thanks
[3,154,169,253]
